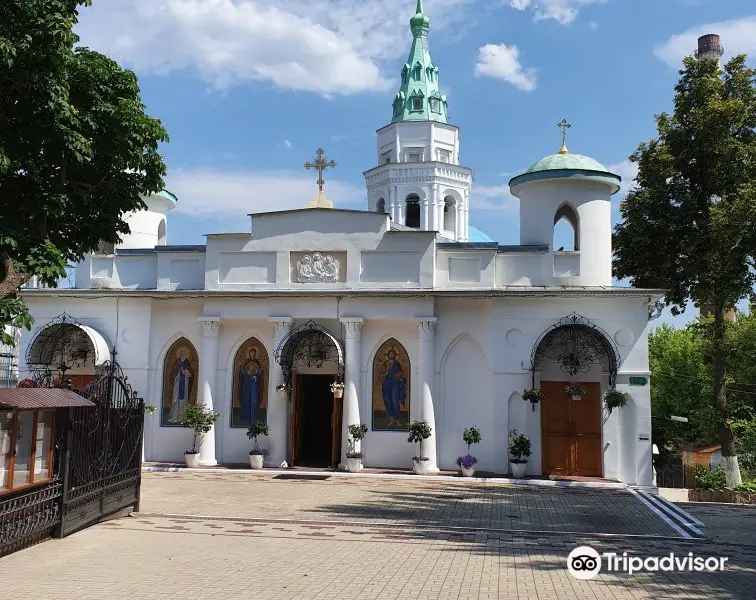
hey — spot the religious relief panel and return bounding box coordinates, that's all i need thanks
[231,338,269,428]
[372,339,411,431]
[290,251,346,284]
[161,338,199,427]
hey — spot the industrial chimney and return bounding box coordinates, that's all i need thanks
[694,34,724,62]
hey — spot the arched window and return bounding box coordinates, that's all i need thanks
[413,63,422,81]
[405,194,420,228]
[231,337,269,428]
[371,338,411,431]
[376,198,386,213]
[443,196,457,233]
[157,219,167,246]
[401,65,410,84]
[553,204,579,251]
[161,338,199,427]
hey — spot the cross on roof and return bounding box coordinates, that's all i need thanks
[304,148,337,194]
[557,118,571,153]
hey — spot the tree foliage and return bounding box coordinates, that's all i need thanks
[614,54,756,484]
[0,0,168,343]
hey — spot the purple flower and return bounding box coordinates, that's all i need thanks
[456,455,478,469]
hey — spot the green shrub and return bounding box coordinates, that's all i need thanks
[731,480,756,493]
[693,465,727,489]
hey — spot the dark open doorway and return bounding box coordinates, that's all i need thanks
[293,375,338,468]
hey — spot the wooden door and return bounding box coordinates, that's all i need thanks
[290,376,304,467]
[540,381,602,477]
[331,395,342,468]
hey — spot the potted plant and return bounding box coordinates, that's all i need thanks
[276,382,291,394]
[330,381,345,399]
[508,429,531,479]
[179,405,220,468]
[604,389,630,414]
[346,423,368,472]
[522,388,543,411]
[564,382,586,401]
[407,420,432,475]
[456,426,481,477]
[247,420,270,469]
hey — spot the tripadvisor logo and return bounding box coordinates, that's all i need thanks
[567,546,728,580]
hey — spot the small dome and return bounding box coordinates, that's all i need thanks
[525,153,610,174]
[410,12,430,29]
[155,189,178,205]
[468,225,494,243]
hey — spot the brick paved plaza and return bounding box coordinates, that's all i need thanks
[1,472,755,599]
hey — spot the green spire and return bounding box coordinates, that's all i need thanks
[391,1,447,124]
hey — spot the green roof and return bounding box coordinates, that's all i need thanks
[390,1,448,124]
[525,152,609,174]
[156,189,178,205]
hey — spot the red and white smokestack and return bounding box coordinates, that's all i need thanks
[694,34,724,62]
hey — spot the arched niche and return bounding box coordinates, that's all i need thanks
[230,337,270,428]
[553,203,579,251]
[161,337,199,427]
[371,338,411,431]
[405,194,420,228]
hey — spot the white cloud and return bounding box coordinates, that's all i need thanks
[282,139,292,149]
[74,0,474,96]
[474,44,537,91]
[653,16,756,68]
[588,20,599,30]
[166,168,365,216]
[473,184,519,211]
[606,159,638,195]
[506,0,607,26]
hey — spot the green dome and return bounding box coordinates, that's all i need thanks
[525,152,609,174]
[410,1,430,31]
[156,189,178,205]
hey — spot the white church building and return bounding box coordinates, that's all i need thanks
[18,2,662,487]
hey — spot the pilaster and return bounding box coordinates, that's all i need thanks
[340,318,364,468]
[415,317,438,472]
[268,317,293,466]
[198,317,221,466]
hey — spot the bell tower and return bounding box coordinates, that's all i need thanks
[363,1,473,241]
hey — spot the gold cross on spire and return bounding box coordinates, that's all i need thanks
[558,118,571,154]
[305,148,337,208]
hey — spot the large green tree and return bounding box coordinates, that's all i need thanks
[614,54,756,485]
[0,0,168,343]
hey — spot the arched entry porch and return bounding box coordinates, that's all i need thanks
[274,321,345,468]
[530,313,619,477]
[25,314,112,390]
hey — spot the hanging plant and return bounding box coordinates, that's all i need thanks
[564,382,586,400]
[604,389,630,414]
[522,388,543,411]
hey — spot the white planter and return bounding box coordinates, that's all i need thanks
[413,459,430,475]
[333,388,344,399]
[346,457,362,473]
[184,452,200,468]
[571,395,582,401]
[461,466,476,478]
[510,462,527,478]
[249,454,265,469]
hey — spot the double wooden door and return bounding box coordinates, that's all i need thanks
[290,375,341,468]
[540,381,602,477]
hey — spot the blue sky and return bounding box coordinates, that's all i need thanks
[74,0,756,326]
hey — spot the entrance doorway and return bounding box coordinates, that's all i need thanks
[290,375,341,468]
[541,381,602,477]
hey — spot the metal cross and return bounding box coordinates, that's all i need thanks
[304,148,337,193]
[558,118,571,147]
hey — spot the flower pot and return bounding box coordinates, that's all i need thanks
[249,454,265,469]
[346,457,362,473]
[333,388,344,399]
[461,466,476,478]
[412,458,430,475]
[510,462,527,478]
[185,452,200,468]
[571,394,581,401]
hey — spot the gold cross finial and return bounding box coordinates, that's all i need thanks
[304,148,337,208]
[558,118,571,154]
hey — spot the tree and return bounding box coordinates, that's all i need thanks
[614,54,756,485]
[0,1,168,344]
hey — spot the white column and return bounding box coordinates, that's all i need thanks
[422,198,430,231]
[268,317,292,466]
[198,317,221,466]
[462,204,470,241]
[454,203,462,240]
[415,318,438,472]
[431,183,440,231]
[339,318,364,469]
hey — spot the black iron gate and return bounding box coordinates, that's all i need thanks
[57,360,144,537]
[1,358,144,556]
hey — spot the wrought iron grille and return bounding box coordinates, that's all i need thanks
[530,313,619,387]
[273,320,344,385]
[25,313,94,386]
